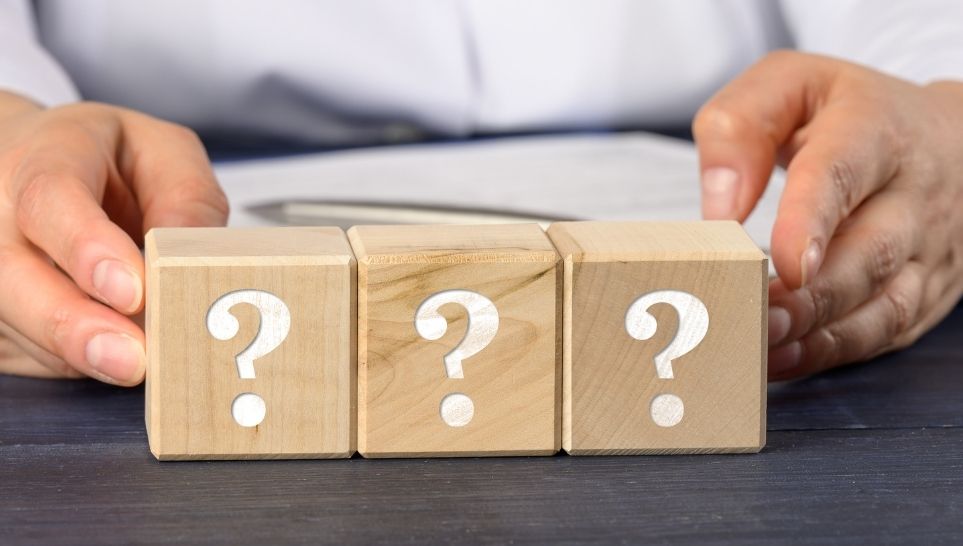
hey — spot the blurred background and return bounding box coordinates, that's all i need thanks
[15,0,881,246]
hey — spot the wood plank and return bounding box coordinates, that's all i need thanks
[2,428,962,545]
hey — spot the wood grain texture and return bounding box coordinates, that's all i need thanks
[2,303,962,545]
[144,227,356,460]
[348,224,561,457]
[548,221,768,454]
[3,428,963,546]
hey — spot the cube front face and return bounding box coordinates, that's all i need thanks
[551,221,767,455]
[567,260,765,453]
[146,228,355,460]
[352,225,561,457]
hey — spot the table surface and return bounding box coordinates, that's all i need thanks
[2,301,961,545]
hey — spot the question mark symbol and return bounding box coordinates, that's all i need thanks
[207,289,291,428]
[625,290,709,428]
[414,289,499,428]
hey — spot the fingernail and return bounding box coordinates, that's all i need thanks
[85,332,146,385]
[93,260,142,313]
[769,341,802,376]
[701,167,739,219]
[768,306,792,346]
[800,240,823,286]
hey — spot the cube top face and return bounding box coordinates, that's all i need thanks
[548,221,767,455]
[349,224,561,457]
[148,226,352,265]
[547,221,765,262]
[145,227,356,460]
[348,223,558,263]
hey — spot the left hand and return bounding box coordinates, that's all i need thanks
[693,50,963,381]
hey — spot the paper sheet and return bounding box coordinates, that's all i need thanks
[214,132,783,250]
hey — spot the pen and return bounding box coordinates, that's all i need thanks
[246,200,573,229]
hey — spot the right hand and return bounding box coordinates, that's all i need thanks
[0,91,228,385]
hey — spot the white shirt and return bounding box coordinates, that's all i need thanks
[3,0,963,145]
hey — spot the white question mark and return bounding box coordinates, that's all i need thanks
[625,290,709,428]
[206,289,291,428]
[414,289,499,428]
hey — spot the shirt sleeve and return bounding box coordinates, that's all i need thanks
[780,0,963,84]
[0,0,79,105]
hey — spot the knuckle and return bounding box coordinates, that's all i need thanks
[890,309,931,350]
[800,326,843,373]
[165,122,204,147]
[205,181,230,216]
[881,282,918,339]
[13,173,56,233]
[15,173,92,272]
[693,103,754,141]
[806,278,835,327]
[60,225,94,275]
[43,305,75,357]
[821,325,847,365]
[876,121,905,170]
[864,231,903,286]
[53,102,121,136]
[826,158,861,215]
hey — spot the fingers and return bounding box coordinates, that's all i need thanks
[0,320,77,377]
[0,102,226,384]
[12,170,146,314]
[769,261,926,381]
[116,112,229,230]
[0,329,83,379]
[767,190,921,347]
[696,53,961,381]
[0,351,76,379]
[0,245,145,385]
[0,323,84,379]
[8,108,147,315]
[769,102,903,289]
[693,50,829,222]
[8,106,226,320]
[894,257,963,351]
[695,51,908,289]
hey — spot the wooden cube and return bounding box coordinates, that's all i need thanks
[547,221,767,454]
[349,224,561,457]
[145,227,356,460]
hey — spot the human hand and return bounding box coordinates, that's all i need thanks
[0,91,228,385]
[693,51,963,381]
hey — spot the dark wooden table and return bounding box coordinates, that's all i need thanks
[2,305,961,545]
